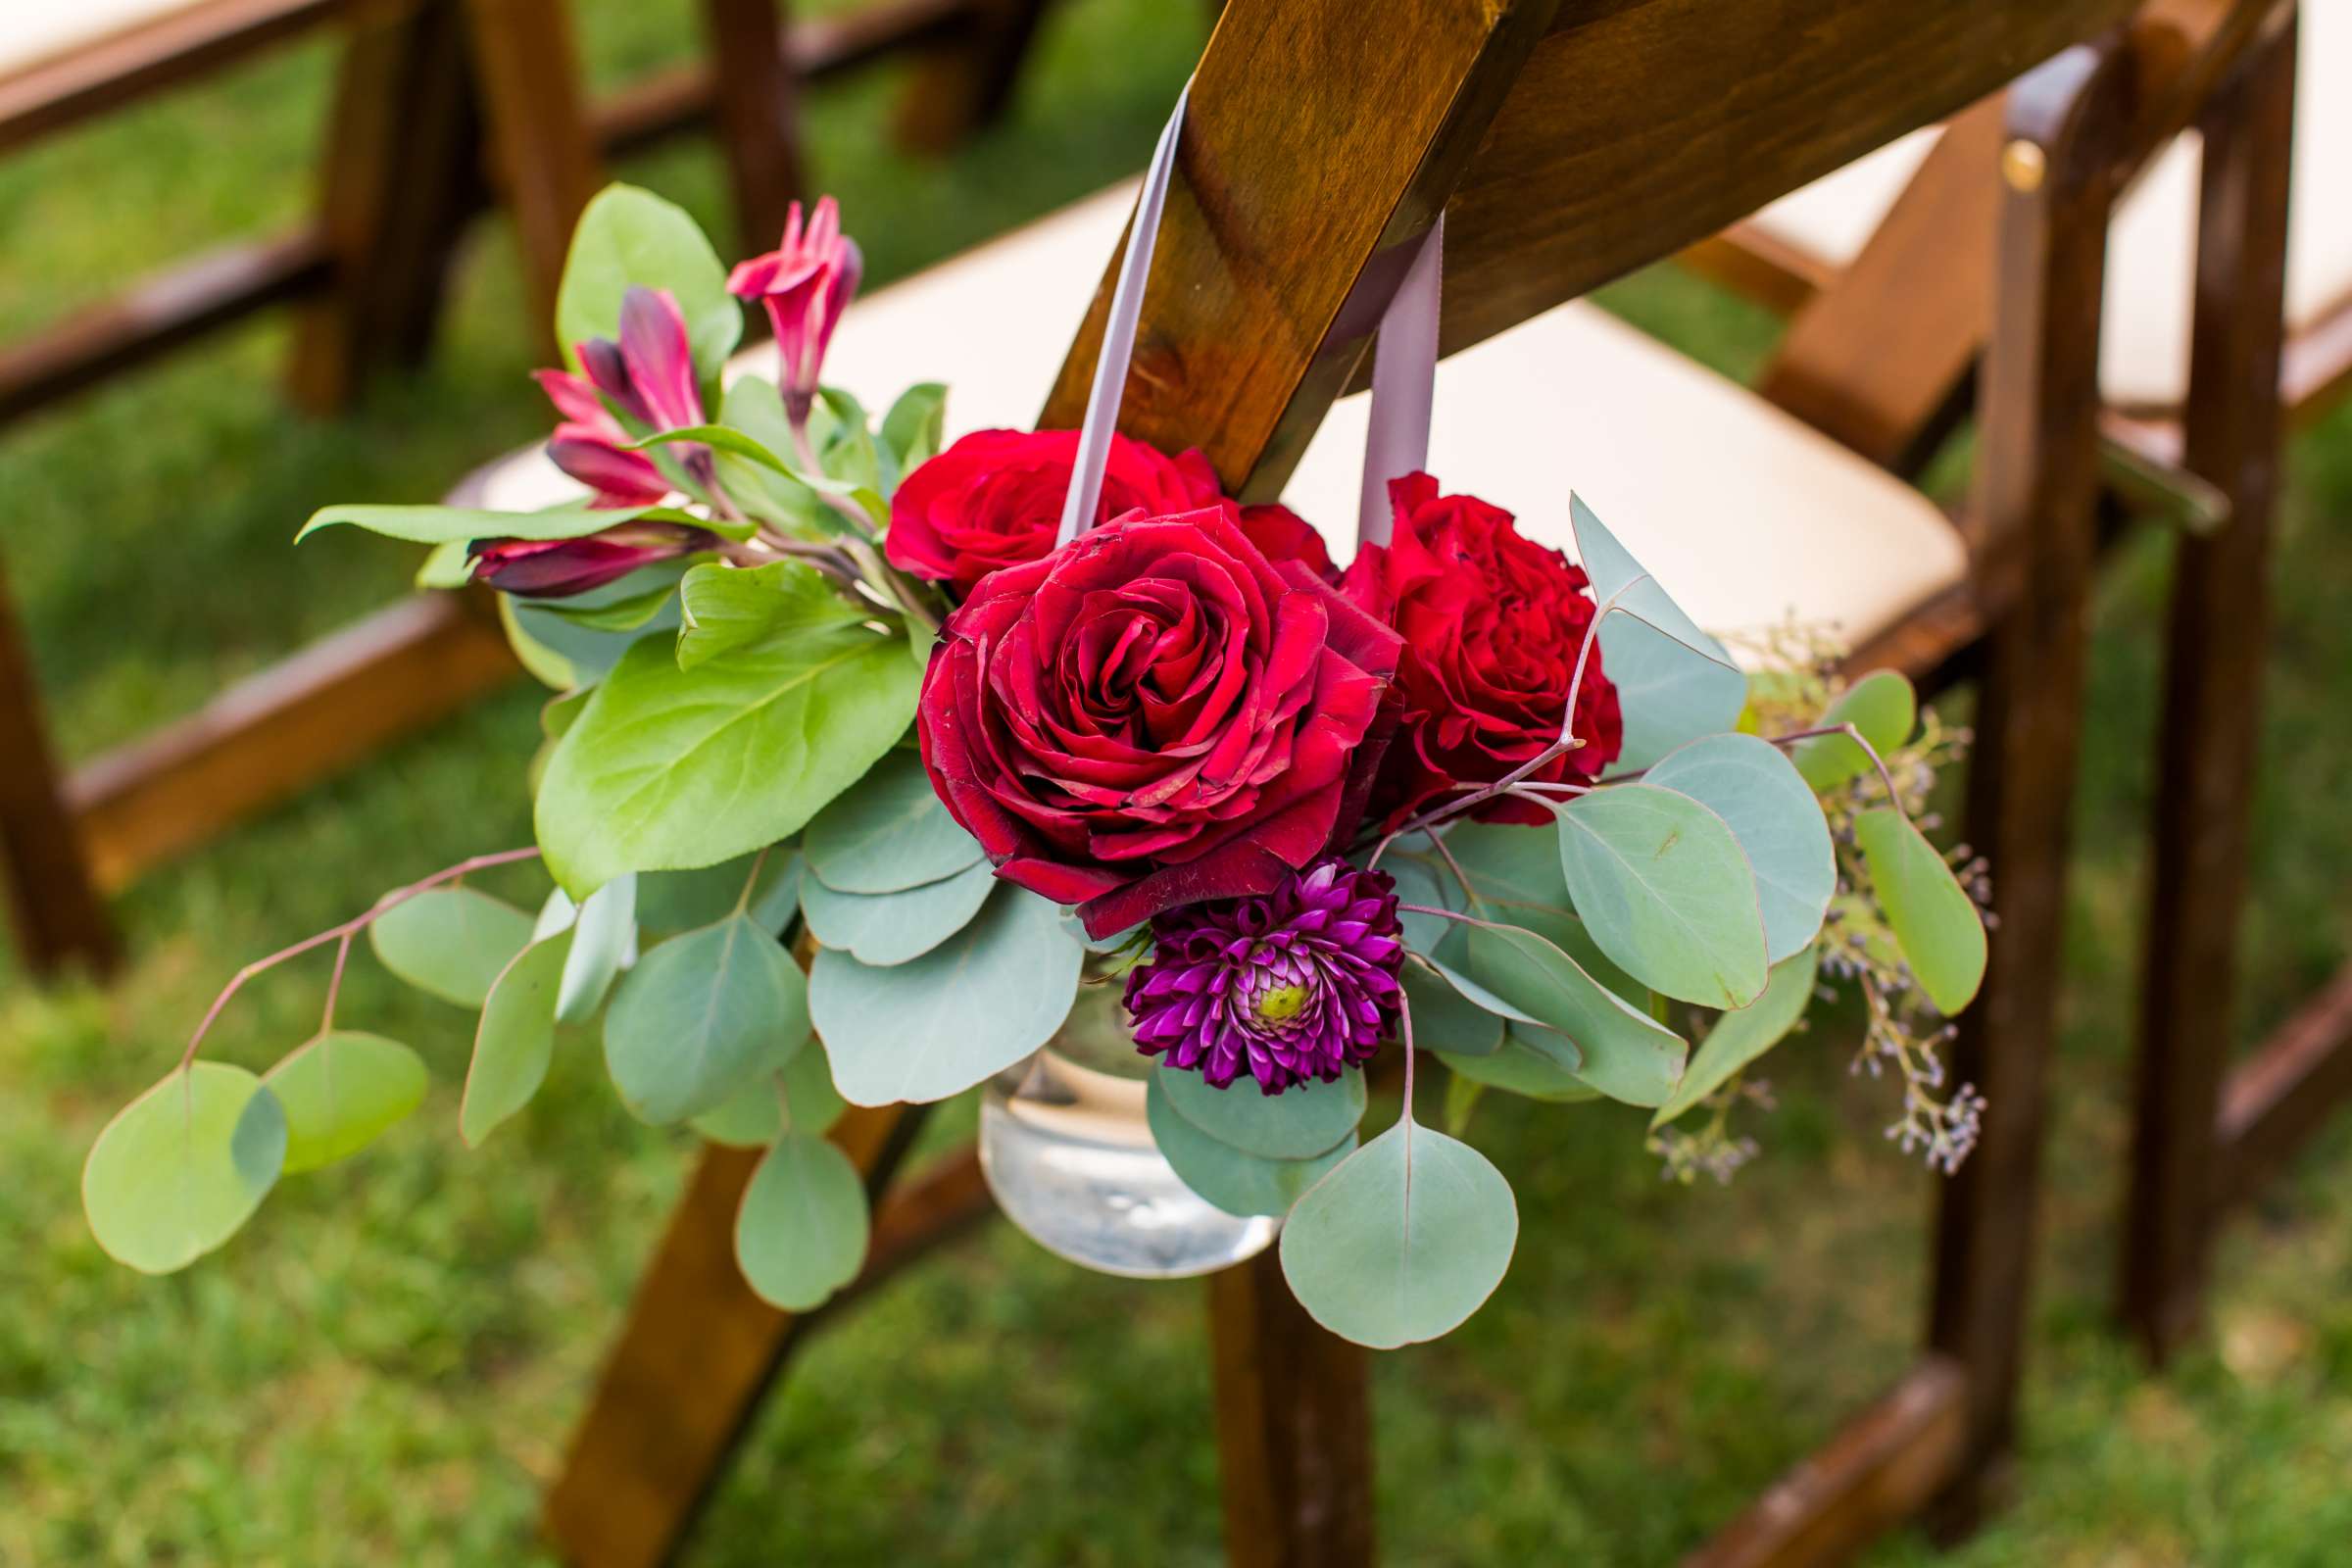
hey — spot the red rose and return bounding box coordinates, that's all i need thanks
[887,429,1334,597]
[917,507,1401,938]
[1342,472,1622,826]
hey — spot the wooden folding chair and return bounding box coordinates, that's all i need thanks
[446,2,2237,1561]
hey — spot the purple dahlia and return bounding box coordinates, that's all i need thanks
[1123,858,1406,1096]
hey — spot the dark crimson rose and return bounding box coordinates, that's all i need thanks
[1342,472,1622,826]
[887,429,1335,597]
[469,520,714,599]
[917,507,1401,939]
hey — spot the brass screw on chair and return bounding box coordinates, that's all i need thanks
[2001,138,2048,194]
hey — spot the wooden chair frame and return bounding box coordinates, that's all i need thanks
[523,3,2227,1564]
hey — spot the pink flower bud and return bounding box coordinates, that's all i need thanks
[728,196,862,414]
[469,520,716,599]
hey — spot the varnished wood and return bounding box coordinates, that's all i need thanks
[891,0,1051,155]
[460,0,603,344]
[2120,5,2298,1364]
[0,555,121,976]
[2216,962,2352,1209]
[700,0,808,259]
[1208,1248,1374,1568]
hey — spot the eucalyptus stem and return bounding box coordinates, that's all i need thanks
[319,933,354,1035]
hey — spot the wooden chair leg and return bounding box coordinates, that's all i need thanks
[1207,1249,1374,1568]
[543,1104,920,1568]
[2119,5,2297,1366]
[891,0,1051,156]
[701,0,806,259]
[288,0,484,413]
[460,0,605,351]
[0,556,120,978]
[1924,41,2125,1537]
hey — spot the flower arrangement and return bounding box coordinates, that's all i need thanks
[79,174,1991,1350]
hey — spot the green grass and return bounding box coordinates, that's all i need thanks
[4,1,2350,1561]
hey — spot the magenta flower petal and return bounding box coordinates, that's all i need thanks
[469,520,714,599]
[616,286,705,431]
[729,196,861,407]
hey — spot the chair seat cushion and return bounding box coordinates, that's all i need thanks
[481,181,1964,652]
[2,0,213,79]
[1747,6,2350,411]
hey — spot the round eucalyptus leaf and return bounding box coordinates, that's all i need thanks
[1646,733,1835,963]
[1464,921,1687,1106]
[690,1077,783,1148]
[83,1063,286,1275]
[802,858,995,965]
[1401,960,1504,1057]
[1794,669,1918,792]
[636,852,792,935]
[605,912,809,1124]
[1442,1037,1601,1102]
[804,750,983,895]
[1279,1120,1518,1348]
[558,874,637,1023]
[780,1042,848,1136]
[368,887,536,1008]
[1156,1059,1366,1161]
[1555,782,1768,1008]
[1652,945,1820,1128]
[1380,849,1467,954]
[813,885,1083,1106]
[264,1030,429,1173]
[1854,808,1986,1014]
[735,1131,868,1311]
[462,928,574,1147]
[1441,820,1572,913]
[1146,1075,1357,1217]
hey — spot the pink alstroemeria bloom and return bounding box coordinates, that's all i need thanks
[727,196,862,416]
[533,285,710,507]
[469,520,717,599]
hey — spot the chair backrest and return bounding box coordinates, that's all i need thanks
[1038,0,2203,497]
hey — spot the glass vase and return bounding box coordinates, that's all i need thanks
[978,982,1279,1279]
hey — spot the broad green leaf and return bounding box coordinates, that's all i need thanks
[689,1047,846,1146]
[815,387,883,493]
[1854,808,1986,1013]
[804,749,984,894]
[83,1064,285,1274]
[1646,733,1835,963]
[812,886,1083,1105]
[462,929,573,1146]
[1569,493,1737,668]
[625,422,793,471]
[1556,782,1768,1008]
[637,850,796,934]
[540,579,680,633]
[603,912,809,1124]
[1156,1059,1367,1160]
[1146,1076,1355,1217]
[1423,954,1548,1033]
[297,500,664,547]
[677,560,863,671]
[1465,921,1686,1105]
[557,874,636,1023]
[1279,1121,1518,1348]
[802,858,994,965]
[1381,849,1468,954]
[1492,904,1649,1014]
[735,1131,868,1310]
[1652,945,1820,1128]
[779,1042,848,1135]
[1598,613,1750,773]
[542,688,592,742]
[502,565,689,692]
[416,538,473,589]
[264,1030,429,1173]
[535,617,919,895]
[1794,669,1920,792]
[1442,820,1572,913]
[556,184,740,376]
[1401,959,1504,1057]
[715,377,833,534]
[368,887,537,1008]
[1444,1070,1487,1134]
[880,382,948,476]
[1442,1036,1601,1102]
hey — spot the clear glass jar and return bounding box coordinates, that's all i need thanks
[978,981,1279,1279]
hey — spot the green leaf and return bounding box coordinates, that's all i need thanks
[462,929,573,1146]
[535,616,920,895]
[880,382,948,477]
[815,387,883,493]
[1155,1060,1366,1160]
[803,749,984,894]
[1854,808,1986,1013]
[556,184,740,377]
[812,885,1083,1105]
[1441,820,1572,913]
[264,1030,429,1173]
[1794,669,1919,791]
[734,1131,868,1311]
[1381,849,1468,954]
[1444,1070,1486,1135]
[540,579,680,633]
[502,566,688,692]
[1146,1076,1355,1217]
[368,887,537,1008]
[1653,945,1820,1128]
[1598,613,1750,774]
[802,858,995,965]
[713,377,834,533]
[688,1047,846,1146]
[1556,782,1768,1008]
[416,538,474,590]
[1464,921,1686,1106]
[1442,1036,1601,1102]
[1646,733,1835,963]
[676,560,863,671]
[557,874,636,1023]
[298,499,670,547]
[637,851,793,934]
[780,1043,848,1136]
[1570,493,1737,668]
[603,912,809,1124]
[1278,1120,1518,1348]
[1401,958,1504,1057]
[83,1063,285,1274]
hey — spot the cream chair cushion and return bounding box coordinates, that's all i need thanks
[481,180,1965,652]
[2,0,206,77]
[1748,5,2351,411]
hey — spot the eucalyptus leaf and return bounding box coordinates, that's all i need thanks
[1279,1120,1518,1349]
[735,1131,868,1311]
[368,887,537,1009]
[1569,493,1738,668]
[803,749,984,894]
[1156,1059,1367,1160]
[1442,1036,1602,1102]
[1381,849,1468,954]
[1464,921,1686,1106]
[812,886,1084,1106]
[558,874,637,1022]
[636,851,796,934]
[1854,808,1986,1013]
[1652,945,1820,1128]
[683,1031,847,1148]
[1401,959,1505,1057]
[1556,782,1768,1008]
[504,564,688,691]
[801,858,995,965]
[1794,669,1919,792]
[677,560,862,671]
[1646,733,1835,963]
[462,929,574,1146]
[556,184,740,376]
[264,1030,429,1173]
[83,1063,285,1274]
[1597,613,1750,774]
[1442,820,1572,913]
[1146,1076,1356,1217]
[779,1042,848,1136]
[604,912,809,1124]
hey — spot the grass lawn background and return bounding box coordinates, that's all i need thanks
[3,1,2348,1562]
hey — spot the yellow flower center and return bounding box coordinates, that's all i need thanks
[1254,983,1309,1024]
